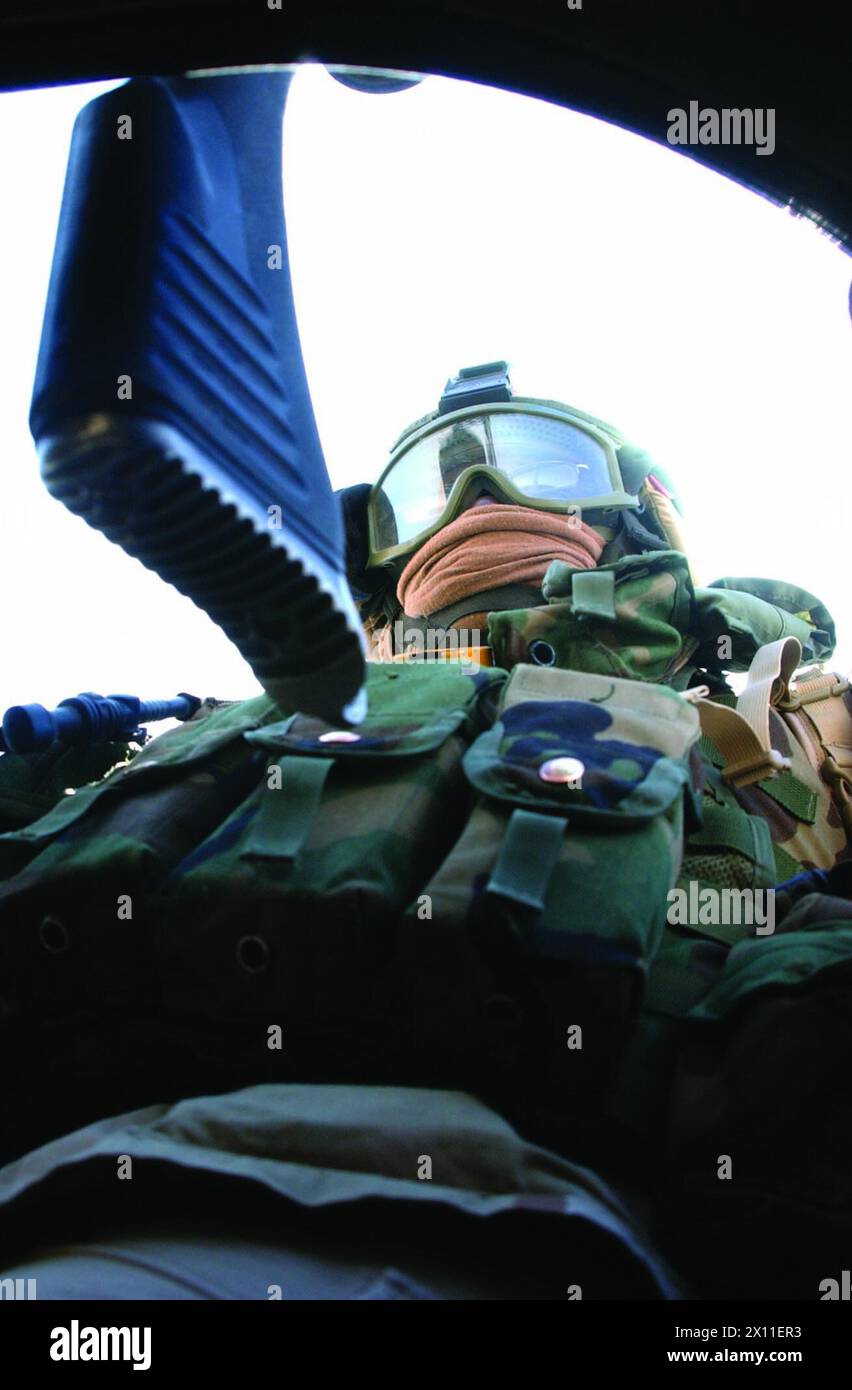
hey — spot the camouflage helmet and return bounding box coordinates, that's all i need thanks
[365,362,684,569]
[337,361,687,608]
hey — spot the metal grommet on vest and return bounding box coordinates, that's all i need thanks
[528,639,557,667]
[236,935,270,974]
[39,915,70,954]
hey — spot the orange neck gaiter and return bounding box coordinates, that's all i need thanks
[396,504,604,618]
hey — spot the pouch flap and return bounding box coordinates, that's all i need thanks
[491,550,695,685]
[245,711,467,759]
[245,662,503,759]
[465,665,700,824]
[542,548,691,608]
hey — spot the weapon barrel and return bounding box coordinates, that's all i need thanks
[0,692,200,754]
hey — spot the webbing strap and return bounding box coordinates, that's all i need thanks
[793,674,852,761]
[772,841,803,884]
[697,729,816,820]
[686,804,772,866]
[694,637,802,789]
[790,671,843,704]
[696,700,790,788]
[736,636,802,751]
[572,569,616,620]
[789,672,852,834]
[486,808,568,911]
[760,770,818,822]
[241,755,334,861]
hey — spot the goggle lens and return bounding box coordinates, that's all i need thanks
[371,411,616,553]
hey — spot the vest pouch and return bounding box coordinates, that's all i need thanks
[154,663,505,1071]
[389,663,701,1101]
[488,550,696,685]
[0,696,278,1020]
[673,787,779,946]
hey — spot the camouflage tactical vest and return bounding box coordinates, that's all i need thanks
[1,556,851,1296]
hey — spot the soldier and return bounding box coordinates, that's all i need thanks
[0,361,851,1301]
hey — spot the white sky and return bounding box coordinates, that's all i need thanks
[1,64,850,719]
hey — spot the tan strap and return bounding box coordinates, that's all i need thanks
[783,669,852,835]
[786,668,851,715]
[696,698,790,788]
[736,635,802,750]
[799,680,852,766]
[693,637,801,789]
[779,665,834,703]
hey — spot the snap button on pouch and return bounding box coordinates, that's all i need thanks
[539,757,585,784]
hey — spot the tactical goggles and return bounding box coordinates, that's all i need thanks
[367,400,640,567]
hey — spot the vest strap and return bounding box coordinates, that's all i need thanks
[572,569,616,620]
[486,808,568,916]
[241,755,334,861]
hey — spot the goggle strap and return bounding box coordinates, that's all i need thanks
[619,506,670,553]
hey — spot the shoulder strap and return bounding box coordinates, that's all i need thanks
[695,700,790,788]
[696,635,852,841]
[694,636,801,788]
[780,669,852,836]
[735,635,802,749]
